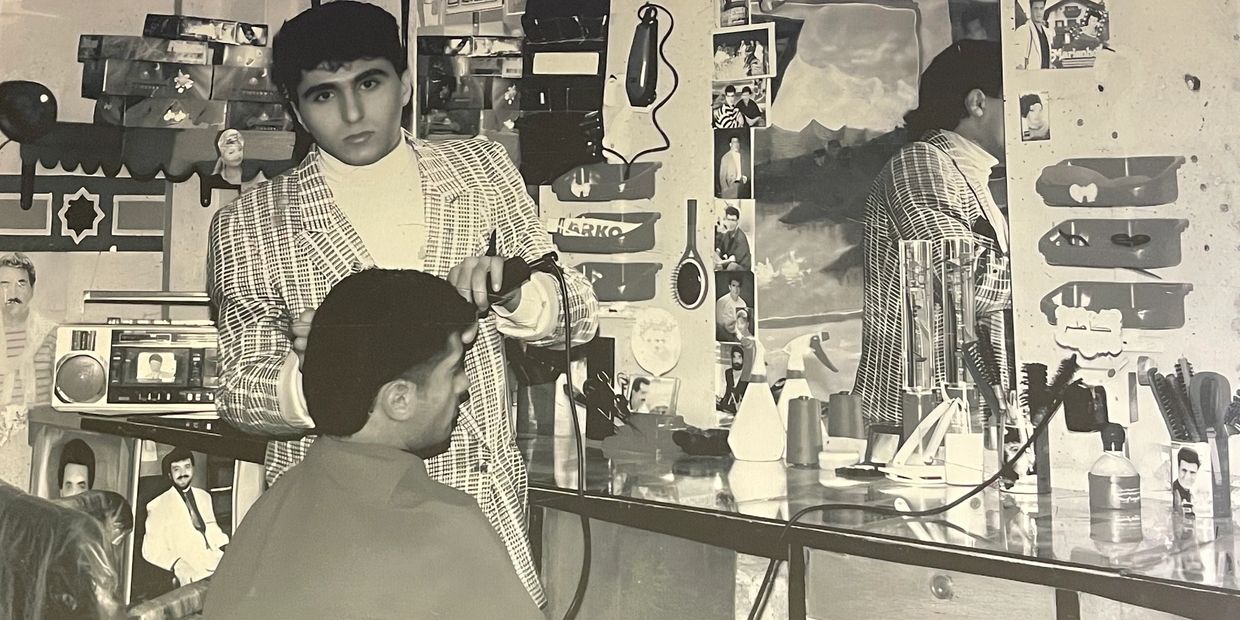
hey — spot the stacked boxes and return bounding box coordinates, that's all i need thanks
[79,13,291,132]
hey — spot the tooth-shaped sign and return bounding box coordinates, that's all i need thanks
[1069,183,1099,203]
[1054,306,1123,358]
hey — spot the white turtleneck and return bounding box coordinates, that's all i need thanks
[319,142,429,269]
[275,141,558,429]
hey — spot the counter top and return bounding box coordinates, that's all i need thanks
[521,435,1240,618]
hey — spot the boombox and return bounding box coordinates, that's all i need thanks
[52,321,220,414]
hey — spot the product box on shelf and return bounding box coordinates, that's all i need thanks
[123,97,226,129]
[225,101,293,131]
[81,59,212,99]
[143,14,269,46]
[218,44,272,68]
[211,66,281,103]
[78,35,214,65]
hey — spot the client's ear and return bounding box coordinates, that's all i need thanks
[376,379,418,422]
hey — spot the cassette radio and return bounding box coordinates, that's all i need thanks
[52,321,219,414]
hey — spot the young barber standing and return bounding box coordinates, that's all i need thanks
[207,2,598,606]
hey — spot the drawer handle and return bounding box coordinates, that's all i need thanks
[930,574,955,600]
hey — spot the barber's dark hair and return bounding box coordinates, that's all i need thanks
[903,40,1003,138]
[58,439,96,489]
[1019,93,1042,117]
[272,1,408,102]
[724,205,741,218]
[160,447,195,479]
[1178,446,1201,468]
[302,269,477,437]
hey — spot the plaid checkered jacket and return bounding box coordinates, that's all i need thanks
[856,131,1013,426]
[207,136,598,607]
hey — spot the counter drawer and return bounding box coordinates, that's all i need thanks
[806,549,1056,618]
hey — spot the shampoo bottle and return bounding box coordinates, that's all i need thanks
[1088,423,1141,511]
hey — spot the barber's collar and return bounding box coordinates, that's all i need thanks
[936,130,999,181]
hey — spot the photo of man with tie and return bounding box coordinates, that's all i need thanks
[141,447,229,586]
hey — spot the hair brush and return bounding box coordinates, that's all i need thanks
[671,199,708,310]
[1148,368,1192,441]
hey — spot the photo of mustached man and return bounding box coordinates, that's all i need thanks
[0,252,57,485]
[141,447,229,587]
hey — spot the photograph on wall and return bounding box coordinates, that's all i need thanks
[624,375,680,415]
[1014,0,1110,70]
[715,342,753,415]
[711,79,767,129]
[714,128,752,199]
[719,0,749,28]
[1020,91,1051,141]
[712,23,776,81]
[714,270,755,343]
[130,441,234,605]
[714,198,755,272]
[23,425,139,604]
[744,1,987,413]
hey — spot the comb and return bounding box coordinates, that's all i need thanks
[1148,369,1188,441]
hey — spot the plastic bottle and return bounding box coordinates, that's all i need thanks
[728,347,786,462]
[1088,423,1142,511]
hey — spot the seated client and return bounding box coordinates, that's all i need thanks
[203,269,542,619]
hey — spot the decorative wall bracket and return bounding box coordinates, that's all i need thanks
[19,122,297,209]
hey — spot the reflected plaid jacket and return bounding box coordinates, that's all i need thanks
[207,136,598,607]
[857,131,1012,426]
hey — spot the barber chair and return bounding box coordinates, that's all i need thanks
[0,482,208,619]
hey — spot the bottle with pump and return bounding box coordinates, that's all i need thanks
[1088,423,1142,511]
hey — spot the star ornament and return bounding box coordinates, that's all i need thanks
[59,186,105,245]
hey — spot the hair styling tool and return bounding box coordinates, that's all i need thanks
[486,253,561,306]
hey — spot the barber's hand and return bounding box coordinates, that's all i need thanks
[291,309,315,370]
[448,255,521,315]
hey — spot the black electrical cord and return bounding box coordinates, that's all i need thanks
[545,259,591,620]
[600,3,679,181]
[746,394,1066,620]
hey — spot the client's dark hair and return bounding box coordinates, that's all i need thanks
[903,40,1003,138]
[160,447,195,479]
[302,269,477,437]
[58,439,96,489]
[272,1,409,101]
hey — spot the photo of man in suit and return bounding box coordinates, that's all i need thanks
[206,3,597,606]
[716,132,751,199]
[1015,0,1050,70]
[141,447,229,586]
